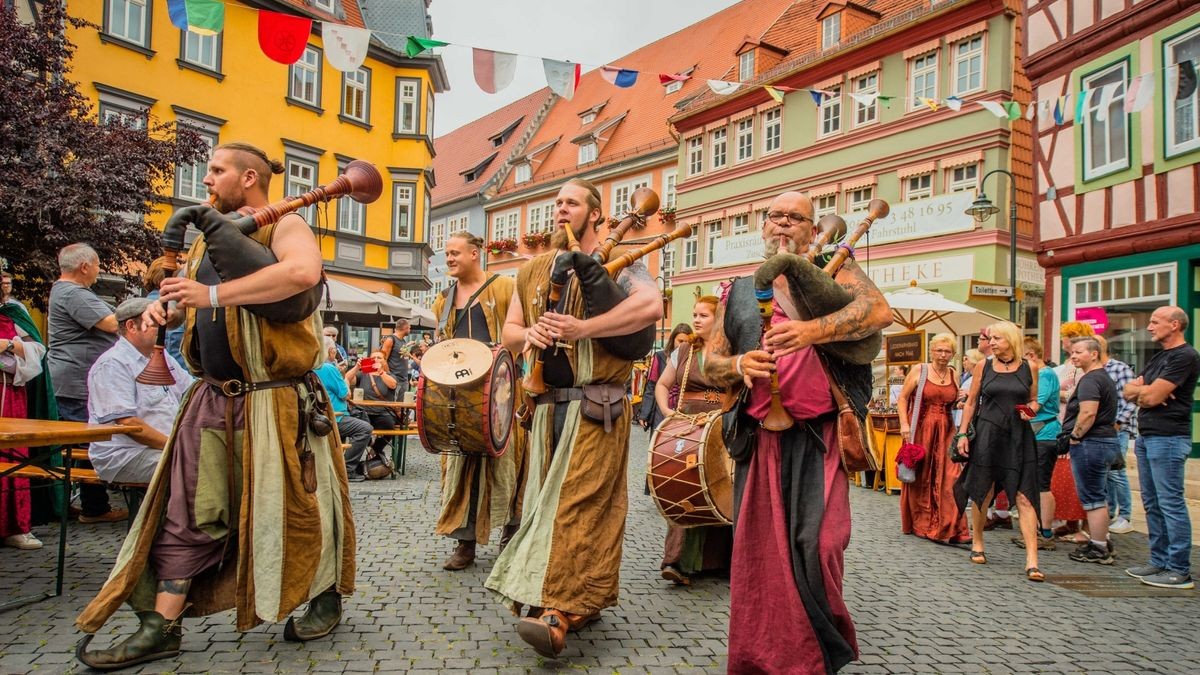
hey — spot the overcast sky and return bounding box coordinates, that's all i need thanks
[427,0,743,137]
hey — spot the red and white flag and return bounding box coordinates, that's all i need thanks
[544,58,581,100]
[473,48,518,94]
[323,24,371,72]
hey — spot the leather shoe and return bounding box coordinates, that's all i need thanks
[76,610,182,671]
[283,588,342,642]
[443,541,475,570]
[79,508,129,524]
[498,524,519,553]
[661,566,691,586]
[517,609,568,657]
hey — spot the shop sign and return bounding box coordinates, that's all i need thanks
[886,330,926,366]
[1075,307,1109,334]
[969,281,1013,298]
[868,253,974,289]
[709,232,764,268]
[850,192,976,247]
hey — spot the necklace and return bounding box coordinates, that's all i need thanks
[996,354,1016,366]
[928,365,951,384]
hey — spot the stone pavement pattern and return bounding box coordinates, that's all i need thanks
[0,429,1197,674]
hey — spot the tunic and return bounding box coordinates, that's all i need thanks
[900,367,969,543]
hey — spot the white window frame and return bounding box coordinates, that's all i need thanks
[735,118,754,162]
[174,128,215,203]
[819,87,842,138]
[910,51,938,110]
[1069,264,1176,314]
[948,163,979,193]
[396,78,420,134]
[182,31,219,72]
[528,200,556,234]
[905,173,933,201]
[730,213,750,235]
[446,212,470,237]
[392,183,415,241]
[577,141,597,165]
[814,194,837,218]
[762,108,782,154]
[611,175,652,216]
[337,189,365,235]
[853,72,878,127]
[99,102,147,129]
[665,79,684,94]
[738,50,755,81]
[710,127,727,170]
[952,36,984,96]
[847,187,873,212]
[341,67,370,123]
[285,157,318,222]
[704,221,724,266]
[683,232,698,270]
[1082,61,1130,180]
[581,111,596,125]
[492,208,519,241]
[431,219,446,251]
[662,245,676,278]
[1165,27,1200,157]
[311,0,336,12]
[687,137,704,176]
[662,169,678,208]
[289,46,321,107]
[514,162,531,184]
[822,14,841,50]
[105,0,149,47]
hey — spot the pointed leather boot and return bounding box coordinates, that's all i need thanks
[75,611,182,671]
[283,588,343,642]
[442,541,476,570]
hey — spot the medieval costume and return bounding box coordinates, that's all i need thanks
[720,277,860,674]
[77,222,355,658]
[900,364,970,544]
[430,274,525,562]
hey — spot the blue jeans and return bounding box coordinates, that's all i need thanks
[1135,435,1193,576]
[1106,430,1133,520]
[1069,437,1120,511]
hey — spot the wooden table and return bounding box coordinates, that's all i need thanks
[348,401,417,477]
[347,399,415,411]
[0,417,141,612]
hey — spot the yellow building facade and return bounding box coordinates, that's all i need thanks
[64,0,447,294]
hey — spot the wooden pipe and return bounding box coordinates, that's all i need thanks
[823,199,888,275]
[135,248,181,386]
[807,215,847,264]
[756,292,794,432]
[594,187,659,263]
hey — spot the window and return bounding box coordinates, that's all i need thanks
[175,129,215,202]
[581,111,596,125]
[492,209,519,241]
[705,221,724,265]
[431,219,446,250]
[105,0,149,47]
[762,108,782,153]
[738,50,755,81]
[910,51,938,109]
[847,187,873,212]
[289,46,321,108]
[446,212,470,236]
[710,128,727,170]
[341,68,370,123]
[683,232,698,269]
[285,158,318,222]
[853,72,878,126]
[312,0,336,11]
[822,14,841,50]
[1082,62,1129,179]
[99,102,146,129]
[182,31,219,72]
[393,184,414,241]
[337,194,365,235]
[736,118,754,162]
[905,173,933,200]
[665,79,684,94]
[819,87,842,137]
[731,213,750,235]
[577,141,597,165]
[948,163,978,192]
[396,79,420,133]
[425,87,434,137]
[1165,28,1200,157]
[952,36,984,95]
[814,195,837,218]
[662,246,676,277]
[687,137,704,175]
[663,170,678,208]
[612,176,651,215]
[529,200,555,233]
[514,162,531,184]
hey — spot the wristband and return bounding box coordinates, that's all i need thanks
[735,354,745,377]
[209,284,220,309]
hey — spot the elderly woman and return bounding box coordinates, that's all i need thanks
[954,321,1046,581]
[654,297,732,585]
[315,337,373,481]
[897,333,970,544]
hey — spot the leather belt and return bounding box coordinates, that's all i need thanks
[680,389,723,404]
[202,374,304,397]
[532,387,585,407]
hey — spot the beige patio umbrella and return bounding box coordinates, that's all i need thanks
[883,281,1005,335]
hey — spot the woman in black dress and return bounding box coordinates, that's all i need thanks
[954,321,1045,581]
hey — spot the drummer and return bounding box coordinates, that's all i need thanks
[653,296,733,586]
[429,231,521,571]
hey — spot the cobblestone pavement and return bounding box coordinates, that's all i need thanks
[2,429,1198,674]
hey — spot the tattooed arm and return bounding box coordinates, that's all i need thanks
[763,260,891,356]
[538,261,662,340]
[702,299,774,389]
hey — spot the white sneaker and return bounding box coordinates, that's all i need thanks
[1109,517,1134,534]
[3,532,43,550]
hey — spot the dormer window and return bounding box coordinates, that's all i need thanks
[822,14,841,50]
[578,101,608,127]
[514,162,531,184]
[488,117,524,148]
[738,50,755,81]
[581,112,596,125]
[460,153,497,184]
[577,141,597,165]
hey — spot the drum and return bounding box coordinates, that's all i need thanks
[417,338,515,457]
[647,412,734,527]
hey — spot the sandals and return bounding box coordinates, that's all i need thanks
[970,550,987,564]
[1025,567,1045,582]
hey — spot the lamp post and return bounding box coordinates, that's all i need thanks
[965,169,1019,323]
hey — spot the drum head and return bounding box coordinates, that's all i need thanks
[422,339,495,386]
[486,349,515,456]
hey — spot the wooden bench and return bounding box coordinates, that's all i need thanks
[10,452,150,524]
[371,427,417,477]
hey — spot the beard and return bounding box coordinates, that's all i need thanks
[549,221,589,250]
[763,236,801,258]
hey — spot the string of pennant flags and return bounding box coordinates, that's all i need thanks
[170,0,1196,118]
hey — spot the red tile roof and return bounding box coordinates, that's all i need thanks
[431,89,554,206]
[277,0,366,29]
[493,0,797,196]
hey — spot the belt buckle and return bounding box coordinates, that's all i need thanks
[220,379,245,396]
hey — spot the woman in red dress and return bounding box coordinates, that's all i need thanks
[897,333,970,544]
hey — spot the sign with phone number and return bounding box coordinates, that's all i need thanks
[847,192,976,248]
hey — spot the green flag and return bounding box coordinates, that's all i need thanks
[405,36,448,58]
[1003,101,1022,121]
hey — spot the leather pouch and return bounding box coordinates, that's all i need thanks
[580,383,626,433]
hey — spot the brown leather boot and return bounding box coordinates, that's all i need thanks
[498,523,520,553]
[282,588,342,642]
[75,611,182,671]
[442,541,476,570]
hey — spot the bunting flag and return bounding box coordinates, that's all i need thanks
[978,100,1007,118]
[472,48,518,94]
[1130,74,1154,112]
[1074,89,1089,123]
[1095,82,1120,122]
[1124,75,1144,113]
[600,66,639,88]
[1003,101,1022,121]
[405,36,448,58]
[1175,60,1197,100]
[848,91,878,108]
[1026,101,1036,120]
[1054,96,1067,125]
[708,79,743,95]
[943,95,963,111]
[543,59,581,100]
[258,10,311,64]
[764,86,785,103]
[878,95,894,108]
[659,73,691,85]
[917,97,939,111]
[810,90,825,106]
[322,23,371,71]
[167,0,224,36]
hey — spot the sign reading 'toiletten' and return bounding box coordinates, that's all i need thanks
[847,192,976,248]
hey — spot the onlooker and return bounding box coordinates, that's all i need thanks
[1,291,50,550]
[1061,337,1120,565]
[954,348,985,428]
[322,326,348,365]
[635,323,692,431]
[315,337,372,481]
[143,258,185,368]
[1055,321,1095,411]
[1,272,29,313]
[976,327,993,358]
[47,243,126,523]
[1051,321,1095,542]
[1015,337,1061,552]
[86,299,193,484]
[1095,335,1136,534]
[379,319,412,395]
[346,350,400,459]
[1122,306,1199,589]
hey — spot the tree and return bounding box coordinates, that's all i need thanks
[0,0,208,309]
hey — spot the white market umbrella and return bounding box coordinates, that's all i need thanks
[883,281,1004,335]
[323,278,411,324]
[370,292,437,329]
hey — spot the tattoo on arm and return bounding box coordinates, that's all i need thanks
[616,261,653,295]
[157,578,192,596]
[811,262,887,343]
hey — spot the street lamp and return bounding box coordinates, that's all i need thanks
[965,168,1018,323]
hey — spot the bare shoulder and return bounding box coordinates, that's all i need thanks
[616,260,653,293]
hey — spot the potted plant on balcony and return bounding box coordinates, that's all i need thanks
[658,205,676,225]
[522,231,551,248]
[487,238,518,255]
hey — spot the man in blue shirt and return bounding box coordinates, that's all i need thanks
[315,338,373,480]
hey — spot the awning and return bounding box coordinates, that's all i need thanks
[321,278,412,326]
[370,292,437,329]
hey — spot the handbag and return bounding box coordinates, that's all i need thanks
[1056,431,1072,456]
[363,448,394,480]
[948,423,972,463]
[822,360,878,474]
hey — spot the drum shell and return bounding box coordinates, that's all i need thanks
[416,346,515,457]
[647,413,734,527]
